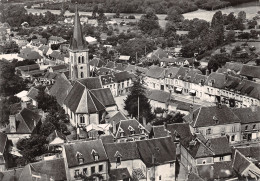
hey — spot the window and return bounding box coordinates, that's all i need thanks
[220,156,224,161]
[92,150,99,161]
[70,111,72,119]
[74,170,79,177]
[91,166,95,174]
[81,72,84,78]
[245,125,248,131]
[82,56,84,63]
[253,124,256,130]
[159,176,162,180]
[83,168,88,175]
[231,126,236,133]
[99,165,103,172]
[78,56,81,63]
[231,135,235,141]
[78,158,84,164]
[202,160,206,164]
[206,128,212,135]
[116,156,121,165]
[80,115,85,124]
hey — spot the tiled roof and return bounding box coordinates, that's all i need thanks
[232,150,251,174]
[49,64,68,72]
[14,108,41,134]
[16,64,40,72]
[234,79,260,100]
[232,107,260,124]
[104,142,140,162]
[185,105,241,128]
[27,87,39,100]
[0,168,23,181]
[109,168,131,181]
[233,146,260,161]
[49,73,72,106]
[207,136,231,155]
[167,123,193,143]
[197,161,235,180]
[43,72,58,80]
[114,63,127,71]
[136,137,176,167]
[114,71,134,82]
[224,62,243,73]
[186,137,214,158]
[160,57,176,63]
[223,75,241,90]
[147,89,170,103]
[63,140,108,168]
[106,61,115,69]
[106,111,127,125]
[0,132,7,154]
[165,67,179,79]
[192,74,208,84]
[49,50,64,61]
[133,168,146,180]
[77,77,102,90]
[90,88,116,107]
[115,119,148,139]
[174,66,189,80]
[146,66,165,79]
[240,65,260,79]
[100,135,114,144]
[151,125,169,138]
[183,69,202,82]
[18,48,42,60]
[38,45,49,54]
[205,72,226,89]
[47,130,66,144]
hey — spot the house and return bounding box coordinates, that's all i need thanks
[5,106,41,144]
[47,130,67,146]
[111,119,149,142]
[48,36,66,46]
[136,137,176,181]
[232,106,260,142]
[62,140,109,181]
[159,57,176,67]
[232,149,260,180]
[118,55,130,62]
[15,64,40,78]
[109,168,131,181]
[190,73,208,100]
[100,71,135,97]
[0,158,66,181]
[49,73,72,106]
[224,62,243,73]
[41,72,59,85]
[145,66,166,91]
[48,64,68,73]
[63,77,117,127]
[27,87,39,107]
[184,105,241,143]
[146,89,171,112]
[240,64,260,81]
[85,36,97,45]
[146,48,168,61]
[18,47,43,64]
[164,67,180,93]
[104,142,143,178]
[105,111,127,125]
[0,132,11,172]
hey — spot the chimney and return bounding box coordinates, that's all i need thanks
[251,105,257,112]
[143,117,147,127]
[21,102,27,109]
[206,69,209,76]
[9,115,16,133]
[112,120,116,135]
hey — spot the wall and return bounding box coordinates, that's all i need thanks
[213,155,231,162]
[196,157,213,165]
[147,163,175,181]
[149,100,167,112]
[7,134,31,146]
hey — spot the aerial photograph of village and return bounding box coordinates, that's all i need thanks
[0,0,260,180]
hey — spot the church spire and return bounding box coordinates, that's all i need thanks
[70,3,87,50]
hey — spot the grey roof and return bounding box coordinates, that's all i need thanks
[146,66,165,79]
[27,87,39,100]
[47,130,66,144]
[185,105,241,128]
[152,125,169,138]
[232,107,260,124]
[104,142,140,162]
[106,111,127,125]
[90,88,116,107]
[147,89,170,103]
[49,73,72,106]
[232,150,251,174]
[16,64,40,72]
[63,140,108,168]
[240,65,260,79]
[136,137,176,167]
[205,72,227,89]
[165,67,179,79]
[207,136,231,155]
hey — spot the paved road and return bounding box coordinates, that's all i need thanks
[114,95,128,116]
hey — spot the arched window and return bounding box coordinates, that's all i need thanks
[81,72,84,78]
[80,115,85,124]
[78,56,81,64]
[82,56,84,63]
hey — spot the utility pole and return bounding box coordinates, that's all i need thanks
[136,52,138,63]
[138,96,140,122]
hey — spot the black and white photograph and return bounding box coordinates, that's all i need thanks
[0,0,260,180]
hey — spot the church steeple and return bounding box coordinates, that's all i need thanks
[69,3,90,81]
[70,3,87,50]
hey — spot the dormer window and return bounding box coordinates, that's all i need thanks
[76,151,84,164]
[91,149,99,161]
[138,124,145,134]
[128,126,135,135]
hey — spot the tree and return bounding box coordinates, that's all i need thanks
[211,11,224,46]
[124,76,153,123]
[164,21,177,38]
[138,8,161,35]
[166,8,184,22]
[92,4,98,18]
[0,41,19,54]
[225,30,236,44]
[238,11,246,22]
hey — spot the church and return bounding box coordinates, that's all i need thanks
[61,4,117,127]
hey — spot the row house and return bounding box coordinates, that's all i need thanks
[184,105,242,143]
[145,66,166,91]
[62,140,109,181]
[100,71,135,97]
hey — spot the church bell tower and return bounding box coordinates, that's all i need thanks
[69,3,90,81]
